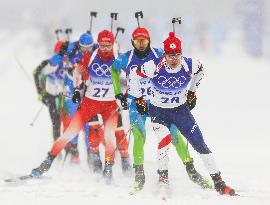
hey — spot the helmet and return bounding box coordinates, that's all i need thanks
[79,33,94,47]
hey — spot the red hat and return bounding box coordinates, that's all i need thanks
[97,30,114,44]
[163,32,182,54]
[54,41,65,53]
[132,27,150,39]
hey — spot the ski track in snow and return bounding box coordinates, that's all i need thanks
[0,29,270,205]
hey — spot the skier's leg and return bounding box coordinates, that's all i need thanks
[115,112,132,173]
[101,102,118,181]
[50,97,98,157]
[170,124,191,163]
[31,97,100,177]
[47,94,61,142]
[173,104,235,195]
[152,122,171,175]
[88,115,103,173]
[129,100,147,190]
[170,124,211,188]
[129,101,147,166]
[102,105,118,163]
[66,99,80,163]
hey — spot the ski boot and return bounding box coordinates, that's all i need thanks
[157,169,169,201]
[158,169,169,186]
[121,157,132,174]
[87,150,102,174]
[103,161,114,184]
[185,159,212,189]
[69,143,80,164]
[133,164,145,191]
[210,172,236,196]
[31,152,55,178]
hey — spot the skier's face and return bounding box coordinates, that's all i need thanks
[132,37,149,51]
[80,46,90,53]
[165,53,181,69]
[99,42,113,55]
[99,42,113,53]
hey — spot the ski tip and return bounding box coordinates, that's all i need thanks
[129,187,142,195]
[161,197,167,202]
[4,174,33,183]
[4,178,14,183]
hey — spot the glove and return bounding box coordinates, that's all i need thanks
[186,91,197,111]
[115,93,128,110]
[135,96,148,115]
[72,88,81,103]
[59,41,69,56]
[39,93,49,105]
[40,60,49,68]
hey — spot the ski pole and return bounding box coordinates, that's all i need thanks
[30,105,44,126]
[111,113,142,156]
[135,11,143,27]
[172,17,181,33]
[115,27,125,40]
[13,55,32,84]
[110,12,118,33]
[88,11,97,33]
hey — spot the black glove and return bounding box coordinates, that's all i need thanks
[39,93,49,105]
[59,41,69,56]
[72,89,81,103]
[135,96,148,115]
[39,60,49,68]
[186,91,197,111]
[115,93,128,110]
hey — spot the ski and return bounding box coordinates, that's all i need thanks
[129,181,144,195]
[158,184,170,201]
[129,188,142,195]
[4,174,33,183]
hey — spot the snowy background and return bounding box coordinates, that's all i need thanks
[0,0,270,204]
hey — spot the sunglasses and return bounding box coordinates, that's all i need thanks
[133,38,149,46]
[165,53,182,60]
[99,44,113,50]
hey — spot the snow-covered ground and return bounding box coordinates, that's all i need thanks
[0,28,270,205]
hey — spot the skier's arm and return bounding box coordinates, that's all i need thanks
[135,59,158,79]
[128,65,146,98]
[111,53,128,95]
[33,60,49,94]
[189,60,204,92]
[73,51,91,88]
[111,68,122,95]
[42,55,63,75]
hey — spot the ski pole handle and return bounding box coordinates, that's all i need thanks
[115,27,125,40]
[135,11,143,27]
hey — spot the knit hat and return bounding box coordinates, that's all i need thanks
[132,27,150,39]
[163,32,182,54]
[97,30,114,44]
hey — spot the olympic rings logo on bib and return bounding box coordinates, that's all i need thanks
[91,63,111,77]
[157,75,186,88]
